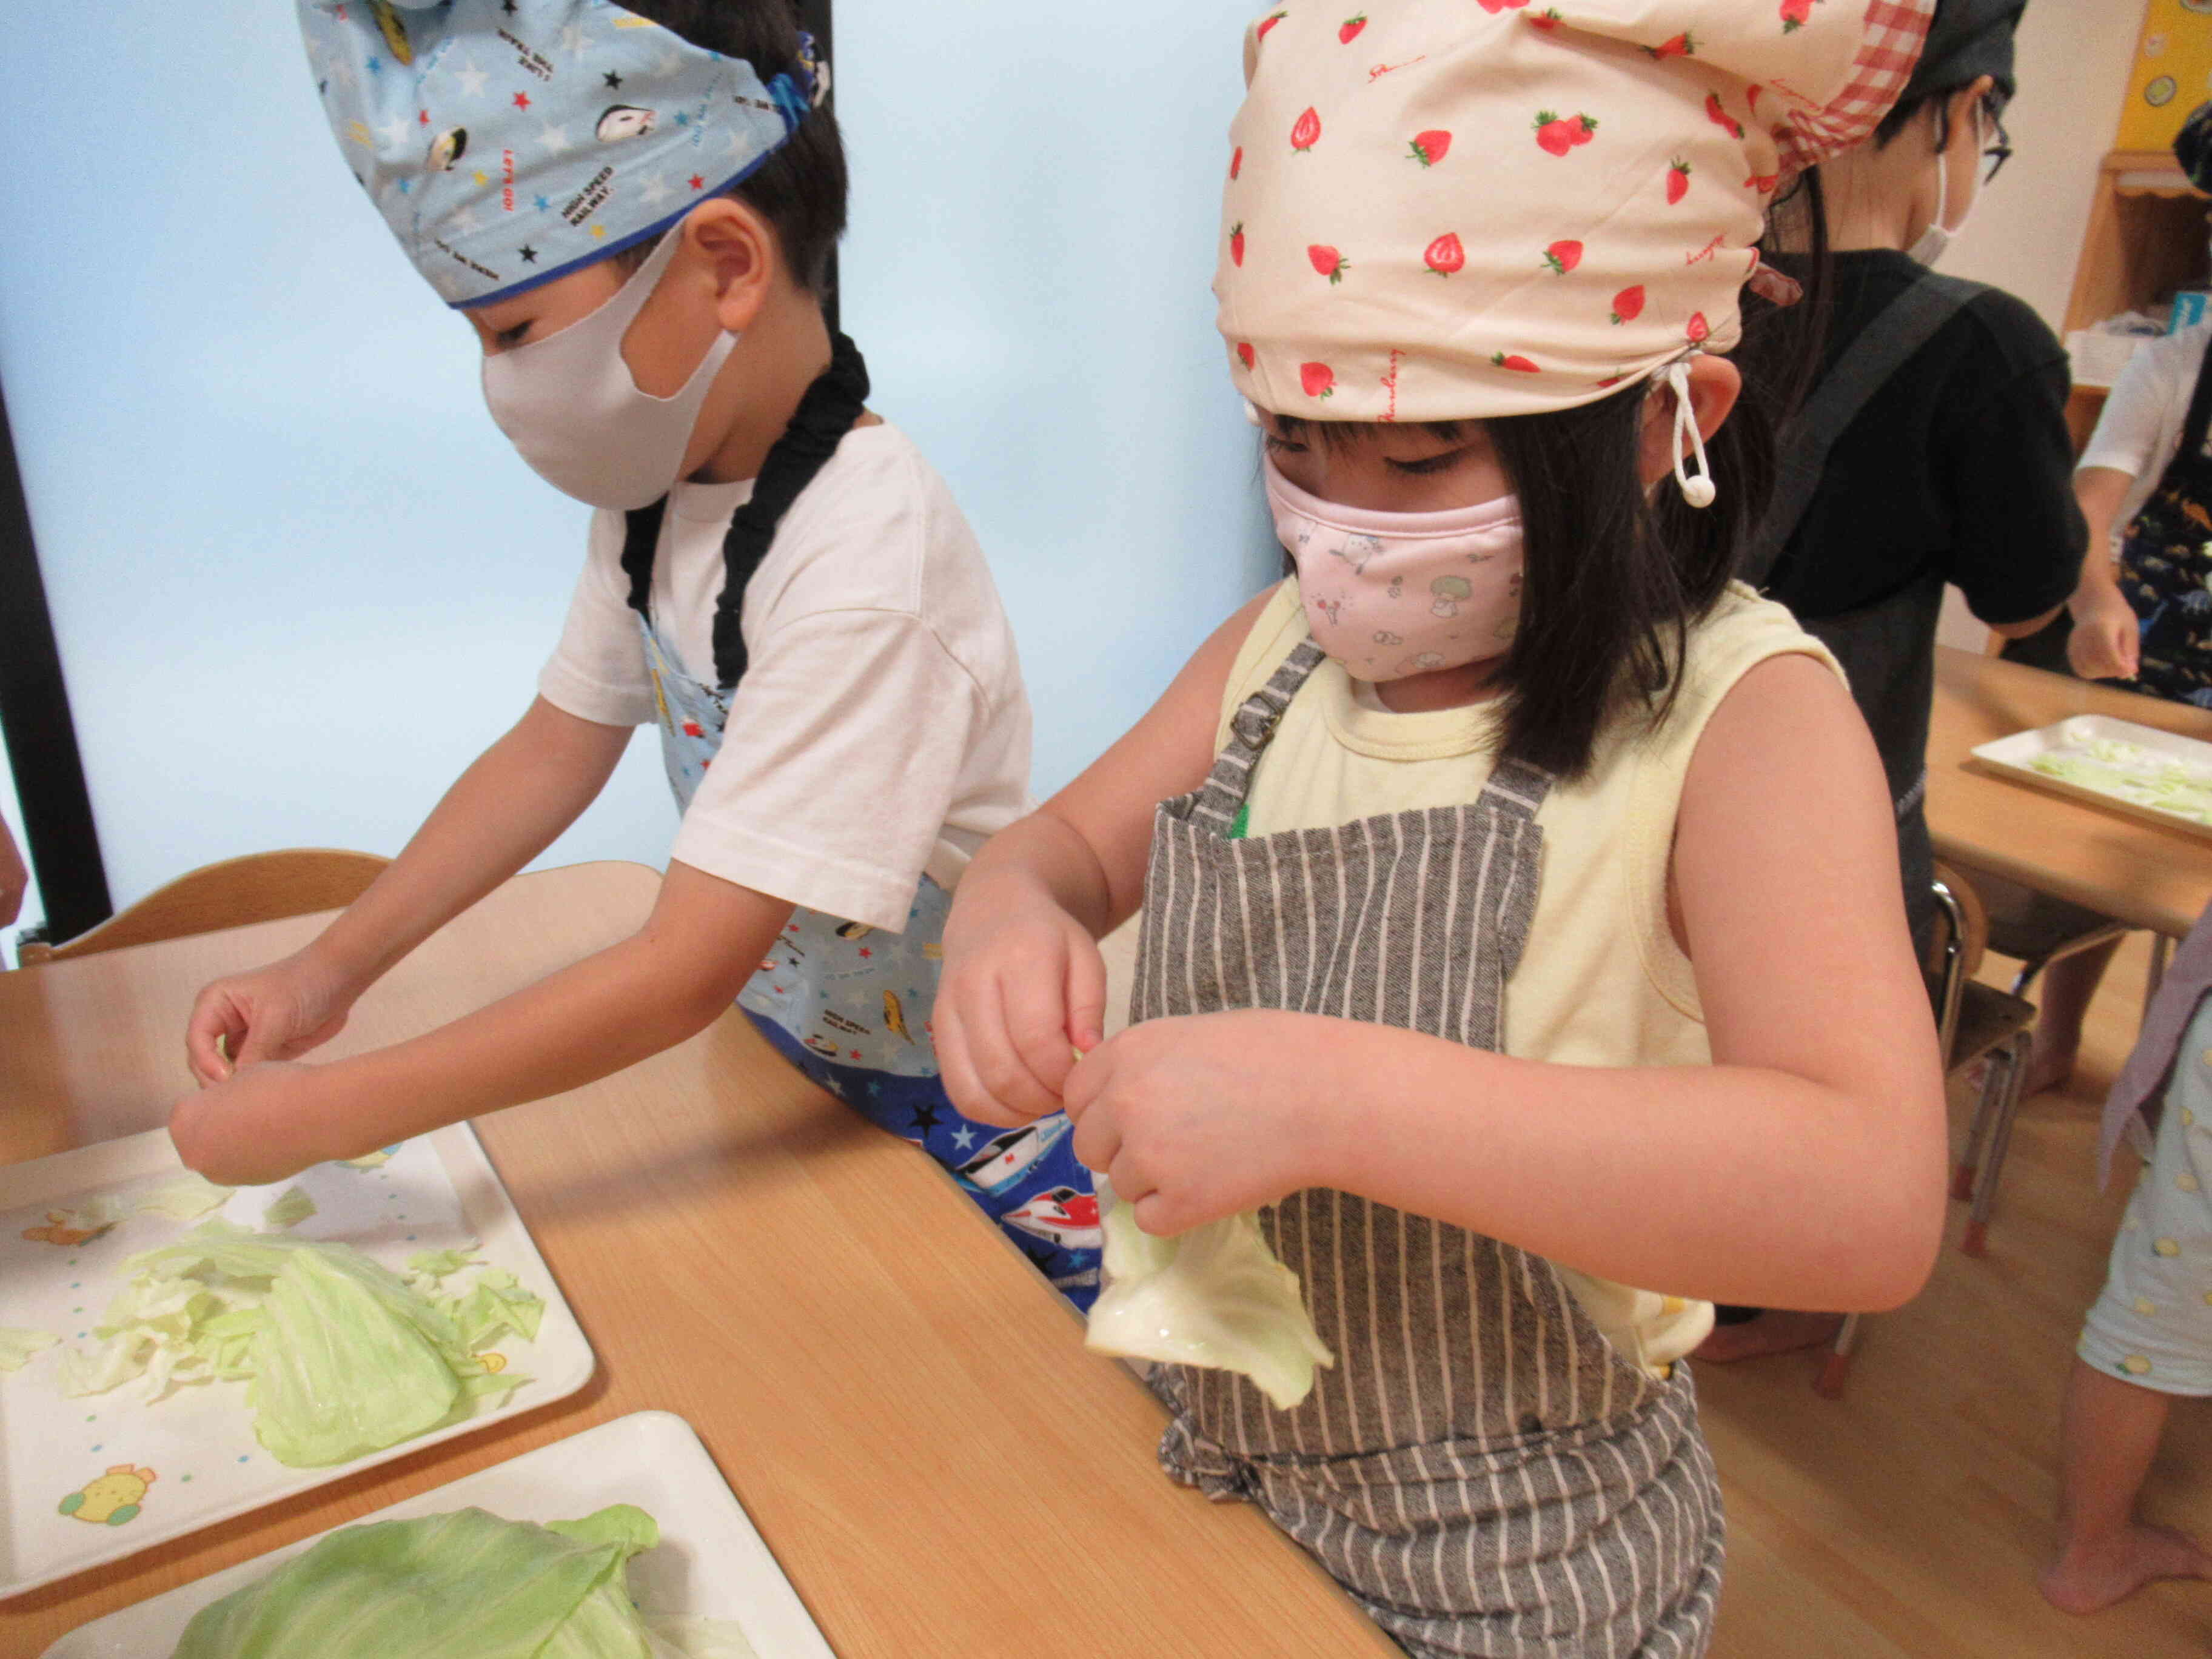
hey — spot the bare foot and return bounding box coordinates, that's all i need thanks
[1692,1309,1844,1364]
[2020,1042,2077,1101]
[2040,1522,2212,1614]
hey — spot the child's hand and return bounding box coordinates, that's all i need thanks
[2066,584,2140,682]
[185,952,360,1086]
[936,883,1108,1128]
[168,1062,338,1187]
[1062,1009,1349,1236]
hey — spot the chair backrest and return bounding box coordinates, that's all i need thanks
[17,849,388,965]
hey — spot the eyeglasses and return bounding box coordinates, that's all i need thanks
[1980,98,2013,185]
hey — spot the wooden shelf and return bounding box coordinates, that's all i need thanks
[2062,150,2207,454]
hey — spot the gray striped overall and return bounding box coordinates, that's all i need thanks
[1135,641,1724,1658]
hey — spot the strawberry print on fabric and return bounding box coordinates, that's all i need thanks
[1780,0,1820,33]
[1526,6,1563,29]
[1666,158,1692,203]
[1645,32,1695,60]
[1301,361,1337,398]
[1686,312,1711,344]
[1426,233,1466,276]
[1292,106,1322,152]
[1231,221,1246,266]
[1611,286,1644,324]
[1310,244,1351,284]
[1339,12,1367,42]
[1408,129,1452,166]
[1492,353,1540,373]
[1533,112,1598,155]
[1704,93,1744,139]
[1238,342,1257,369]
[1542,240,1581,275]
[1230,145,1244,179]
[1478,0,1531,11]
[1258,8,1288,40]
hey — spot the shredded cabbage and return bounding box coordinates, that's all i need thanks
[0,1328,58,1371]
[170,1504,669,1658]
[2030,737,2212,825]
[261,1188,318,1230]
[55,1223,538,1466]
[133,1173,236,1221]
[1083,1175,1333,1410]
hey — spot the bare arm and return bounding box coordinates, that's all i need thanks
[1070,654,1945,1312]
[2065,467,2141,679]
[0,817,24,930]
[172,859,789,1183]
[187,697,632,1080]
[936,589,1277,1122]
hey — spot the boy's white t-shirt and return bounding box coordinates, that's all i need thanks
[2077,321,2212,542]
[537,421,1032,933]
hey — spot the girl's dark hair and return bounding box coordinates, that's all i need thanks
[1482,370,1774,778]
[610,0,846,297]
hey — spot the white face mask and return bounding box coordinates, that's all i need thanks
[1908,104,1982,269]
[480,230,737,509]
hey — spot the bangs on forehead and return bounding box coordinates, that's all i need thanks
[1270,416,1473,451]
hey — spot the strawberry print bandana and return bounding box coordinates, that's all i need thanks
[1217,0,1935,421]
[299,0,825,307]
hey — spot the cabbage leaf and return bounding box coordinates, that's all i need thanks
[56,1225,537,1466]
[1083,1175,1333,1410]
[170,1504,665,1658]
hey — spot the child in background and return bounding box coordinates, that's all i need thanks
[2041,900,2212,1614]
[172,0,1101,1306]
[937,4,1946,1652]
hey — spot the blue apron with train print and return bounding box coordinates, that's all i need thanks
[618,338,1099,1309]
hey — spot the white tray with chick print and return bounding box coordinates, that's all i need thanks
[0,1124,594,1598]
[42,1411,834,1658]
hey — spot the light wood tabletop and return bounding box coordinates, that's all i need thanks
[1926,647,2212,940]
[0,861,1396,1657]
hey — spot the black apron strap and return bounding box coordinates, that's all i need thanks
[1739,270,1982,590]
[611,332,873,691]
[618,498,666,618]
[712,330,870,686]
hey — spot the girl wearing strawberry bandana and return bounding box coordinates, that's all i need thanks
[940,4,1942,1654]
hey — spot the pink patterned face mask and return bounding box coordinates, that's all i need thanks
[1265,455,1524,683]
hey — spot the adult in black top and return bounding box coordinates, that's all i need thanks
[1701,0,2082,1367]
[1763,246,2084,942]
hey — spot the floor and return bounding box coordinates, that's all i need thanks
[1098,924,2212,1653]
[1702,931,2212,1657]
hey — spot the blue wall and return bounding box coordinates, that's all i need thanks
[0,1,1270,931]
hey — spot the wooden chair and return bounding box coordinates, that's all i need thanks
[16,849,388,965]
[1817,864,2038,1397]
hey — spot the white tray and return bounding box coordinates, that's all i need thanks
[0,1125,595,1599]
[1968,713,2212,843]
[42,1411,834,1658]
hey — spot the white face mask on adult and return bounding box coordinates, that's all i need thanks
[480,229,737,510]
[1908,104,1983,269]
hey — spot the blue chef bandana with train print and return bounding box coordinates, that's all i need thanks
[298,0,821,306]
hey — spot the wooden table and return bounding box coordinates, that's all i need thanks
[1926,646,2212,941]
[0,862,1396,1656]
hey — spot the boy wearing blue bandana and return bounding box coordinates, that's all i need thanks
[171,0,1103,1307]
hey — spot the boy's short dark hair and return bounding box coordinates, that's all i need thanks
[614,0,846,296]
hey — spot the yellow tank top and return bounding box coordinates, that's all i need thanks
[1220,577,1845,1373]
